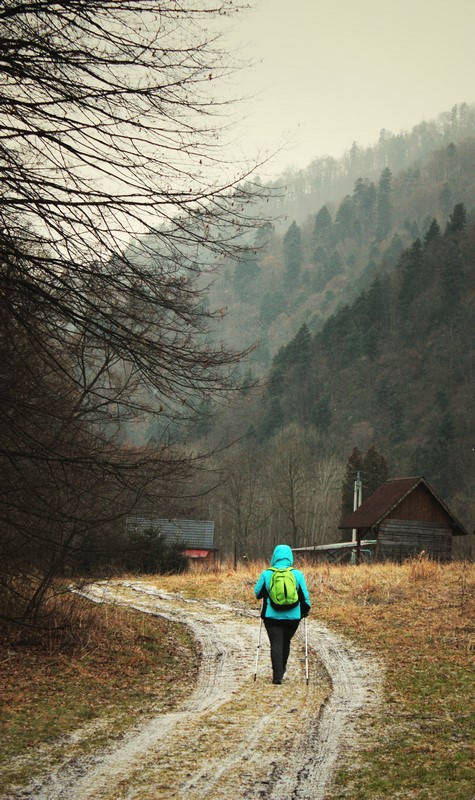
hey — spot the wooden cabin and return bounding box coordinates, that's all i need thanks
[125,517,217,563]
[339,476,468,562]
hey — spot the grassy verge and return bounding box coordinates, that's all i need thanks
[144,558,475,799]
[309,559,475,800]
[0,590,199,794]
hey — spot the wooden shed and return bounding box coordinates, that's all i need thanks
[125,517,217,563]
[339,476,468,562]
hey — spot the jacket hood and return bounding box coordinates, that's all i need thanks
[270,544,294,568]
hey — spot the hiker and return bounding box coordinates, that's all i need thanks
[254,544,311,684]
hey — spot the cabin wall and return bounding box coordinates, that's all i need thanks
[376,519,452,562]
[386,485,455,527]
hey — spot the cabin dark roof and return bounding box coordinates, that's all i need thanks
[339,476,467,535]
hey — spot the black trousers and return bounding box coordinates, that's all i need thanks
[264,619,300,682]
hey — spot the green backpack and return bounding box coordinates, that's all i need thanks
[268,567,299,610]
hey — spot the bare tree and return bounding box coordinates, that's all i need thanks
[0,1,268,622]
[264,425,344,549]
[308,455,345,546]
[217,443,271,560]
[1,1,266,409]
[267,424,314,547]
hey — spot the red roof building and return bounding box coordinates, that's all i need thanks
[125,517,217,562]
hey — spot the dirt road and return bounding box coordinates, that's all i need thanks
[11,581,382,800]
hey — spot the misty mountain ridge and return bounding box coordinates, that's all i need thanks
[263,101,475,226]
[205,102,475,372]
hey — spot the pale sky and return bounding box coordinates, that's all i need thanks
[222,0,475,177]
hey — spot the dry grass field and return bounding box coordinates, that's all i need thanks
[1,557,474,798]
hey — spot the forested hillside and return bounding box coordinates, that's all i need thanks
[190,192,474,559]
[259,207,473,495]
[204,105,475,372]
[187,109,475,555]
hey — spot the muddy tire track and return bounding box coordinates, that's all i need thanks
[8,581,382,800]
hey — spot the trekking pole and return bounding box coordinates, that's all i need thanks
[304,617,309,685]
[253,617,263,681]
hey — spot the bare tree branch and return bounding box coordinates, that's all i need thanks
[0,0,271,623]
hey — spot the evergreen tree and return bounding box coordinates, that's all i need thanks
[441,242,464,311]
[434,410,455,463]
[446,142,456,158]
[397,238,424,333]
[376,167,392,241]
[124,529,188,575]
[266,324,311,405]
[335,195,354,242]
[282,324,311,370]
[283,221,303,279]
[312,206,332,267]
[352,177,367,205]
[258,395,284,442]
[363,447,389,496]
[310,397,332,434]
[233,251,260,302]
[320,303,363,369]
[313,205,332,236]
[427,402,455,492]
[445,202,467,235]
[410,395,456,492]
[423,217,441,248]
[341,446,388,527]
[352,178,377,241]
[361,275,387,359]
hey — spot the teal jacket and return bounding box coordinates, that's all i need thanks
[254,544,311,620]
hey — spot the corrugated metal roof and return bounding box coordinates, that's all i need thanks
[125,517,215,549]
[339,476,467,534]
